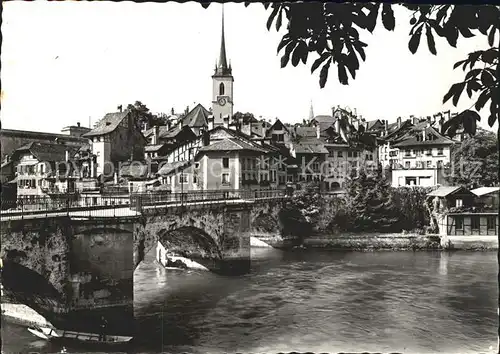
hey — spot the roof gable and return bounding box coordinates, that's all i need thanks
[427,186,475,198]
[182,104,210,128]
[267,119,289,135]
[83,111,130,137]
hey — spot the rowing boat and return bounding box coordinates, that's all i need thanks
[27,326,133,345]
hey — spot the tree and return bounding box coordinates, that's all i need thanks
[126,101,165,129]
[233,111,257,122]
[344,165,399,232]
[200,3,499,138]
[446,128,499,188]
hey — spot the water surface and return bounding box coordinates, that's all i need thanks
[2,249,498,353]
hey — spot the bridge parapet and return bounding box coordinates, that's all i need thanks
[1,189,289,221]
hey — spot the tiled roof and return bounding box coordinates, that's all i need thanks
[295,127,317,138]
[312,115,335,123]
[393,126,455,147]
[211,126,273,153]
[158,160,192,176]
[293,141,328,154]
[15,142,80,162]
[144,144,167,152]
[119,162,149,179]
[427,186,472,197]
[266,119,289,135]
[182,104,211,128]
[366,119,383,130]
[471,187,500,196]
[143,126,171,138]
[198,138,267,153]
[83,111,130,137]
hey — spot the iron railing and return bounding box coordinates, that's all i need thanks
[0,189,289,220]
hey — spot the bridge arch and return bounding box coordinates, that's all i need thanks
[157,226,222,261]
[1,259,66,325]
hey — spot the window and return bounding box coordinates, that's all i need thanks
[455,216,464,230]
[347,151,352,158]
[40,164,45,174]
[353,152,358,158]
[219,82,225,95]
[329,150,335,157]
[222,173,230,185]
[405,150,411,157]
[405,161,410,169]
[193,175,198,184]
[455,199,463,207]
[471,216,480,230]
[194,162,200,169]
[426,161,432,168]
[179,173,188,183]
[487,216,496,230]
[222,157,229,169]
[437,160,443,168]
[437,147,444,155]
[337,151,343,158]
[416,161,422,168]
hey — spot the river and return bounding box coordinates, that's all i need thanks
[2,248,498,354]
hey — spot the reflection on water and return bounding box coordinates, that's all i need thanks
[2,249,498,354]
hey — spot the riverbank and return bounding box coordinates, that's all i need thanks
[253,232,498,251]
[1,302,52,328]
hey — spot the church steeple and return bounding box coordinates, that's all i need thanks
[215,5,231,76]
[212,4,234,125]
[309,100,314,121]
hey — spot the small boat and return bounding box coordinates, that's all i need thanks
[27,326,133,345]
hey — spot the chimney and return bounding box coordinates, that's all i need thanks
[171,107,175,115]
[353,118,359,131]
[438,118,444,134]
[77,122,80,127]
[364,121,369,131]
[208,115,214,130]
[241,118,251,136]
[65,150,70,162]
[153,125,159,145]
[166,120,172,130]
[335,118,340,134]
[203,130,210,146]
[354,108,357,117]
[178,118,183,129]
[316,123,321,139]
[397,117,402,128]
[422,128,426,141]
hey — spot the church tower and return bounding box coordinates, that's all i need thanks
[212,6,234,126]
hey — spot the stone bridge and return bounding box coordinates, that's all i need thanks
[0,193,289,336]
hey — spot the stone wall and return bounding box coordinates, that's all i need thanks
[1,216,137,335]
[1,217,72,299]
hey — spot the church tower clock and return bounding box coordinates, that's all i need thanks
[212,8,234,126]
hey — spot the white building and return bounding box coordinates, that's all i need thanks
[390,124,456,187]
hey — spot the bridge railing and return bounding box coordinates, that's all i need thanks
[0,189,290,219]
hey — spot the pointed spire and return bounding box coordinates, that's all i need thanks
[309,100,314,121]
[214,4,231,76]
[218,4,228,69]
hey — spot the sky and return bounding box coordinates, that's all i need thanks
[1,2,496,133]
